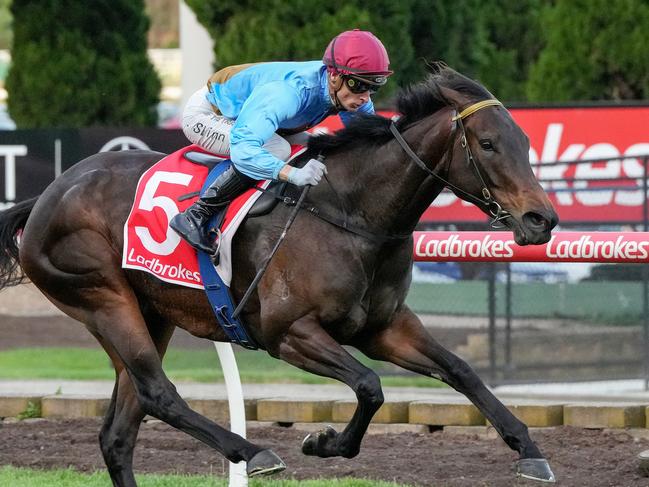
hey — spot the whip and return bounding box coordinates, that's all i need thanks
[231,157,322,319]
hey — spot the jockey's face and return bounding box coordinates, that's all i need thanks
[329,73,370,111]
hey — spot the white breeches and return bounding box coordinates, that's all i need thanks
[182,87,292,161]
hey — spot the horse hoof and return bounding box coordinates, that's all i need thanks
[301,425,337,457]
[516,458,556,483]
[638,449,649,477]
[247,449,286,477]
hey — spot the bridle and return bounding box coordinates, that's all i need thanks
[290,99,512,245]
[389,99,511,228]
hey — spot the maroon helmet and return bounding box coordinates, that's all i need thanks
[323,29,393,83]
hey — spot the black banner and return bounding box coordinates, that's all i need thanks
[0,128,187,207]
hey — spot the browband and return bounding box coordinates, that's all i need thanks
[452,99,503,121]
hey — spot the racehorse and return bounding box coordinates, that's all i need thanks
[0,65,558,486]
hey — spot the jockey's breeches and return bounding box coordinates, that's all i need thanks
[183,87,292,164]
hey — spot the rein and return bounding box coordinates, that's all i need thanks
[302,186,412,245]
[300,99,511,242]
[294,165,411,245]
[390,99,511,228]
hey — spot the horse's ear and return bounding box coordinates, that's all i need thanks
[437,85,462,111]
[424,61,467,110]
[423,60,448,75]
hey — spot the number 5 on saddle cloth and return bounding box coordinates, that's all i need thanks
[123,145,303,350]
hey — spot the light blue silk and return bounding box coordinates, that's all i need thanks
[206,61,374,180]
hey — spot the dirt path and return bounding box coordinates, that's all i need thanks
[1,418,647,486]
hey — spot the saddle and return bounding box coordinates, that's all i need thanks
[180,149,304,349]
[183,150,293,218]
[124,144,306,349]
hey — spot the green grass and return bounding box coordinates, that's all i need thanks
[0,467,414,487]
[0,347,445,388]
[407,280,647,323]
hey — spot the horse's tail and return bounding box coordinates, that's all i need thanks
[0,196,38,290]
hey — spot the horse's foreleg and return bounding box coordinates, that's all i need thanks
[271,314,384,459]
[357,307,555,483]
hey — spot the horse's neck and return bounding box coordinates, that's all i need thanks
[324,112,453,236]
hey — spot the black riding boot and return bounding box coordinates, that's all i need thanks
[170,165,254,254]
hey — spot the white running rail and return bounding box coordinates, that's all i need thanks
[213,342,248,487]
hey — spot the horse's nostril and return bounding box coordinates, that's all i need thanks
[522,212,549,231]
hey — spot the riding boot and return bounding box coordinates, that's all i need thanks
[170,165,255,254]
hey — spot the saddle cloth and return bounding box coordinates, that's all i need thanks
[122,144,305,289]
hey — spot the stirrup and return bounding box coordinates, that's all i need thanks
[208,228,222,264]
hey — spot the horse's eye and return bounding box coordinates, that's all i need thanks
[479,139,494,151]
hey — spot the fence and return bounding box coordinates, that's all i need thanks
[409,231,649,387]
[408,153,649,386]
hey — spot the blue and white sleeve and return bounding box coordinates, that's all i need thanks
[229,82,302,180]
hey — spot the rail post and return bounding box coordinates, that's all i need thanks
[642,156,649,391]
[504,262,513,380]
[487,262,497,383]
[214,342,248,487]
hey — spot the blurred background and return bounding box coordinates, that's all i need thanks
[1,0,649,387]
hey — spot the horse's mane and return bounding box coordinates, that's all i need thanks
[308,64,492,155]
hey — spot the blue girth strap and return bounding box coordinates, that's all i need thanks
[196,160,259,350]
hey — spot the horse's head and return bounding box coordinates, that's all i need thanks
[433,74,558,245]
[309,65,558,245]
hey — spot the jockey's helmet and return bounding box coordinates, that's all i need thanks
[323,29,393,88]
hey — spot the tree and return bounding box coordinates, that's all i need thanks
[7,0,161,128]
[187,1,649,104]
[472,0,544,102]
[405,0,544,102]
[527,0,649,101]
[185,0,415,102]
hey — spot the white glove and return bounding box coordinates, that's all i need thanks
[287,158,327,186]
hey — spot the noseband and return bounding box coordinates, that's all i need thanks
[389,99,511,228]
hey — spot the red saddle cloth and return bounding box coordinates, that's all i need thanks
[122,144,305,289]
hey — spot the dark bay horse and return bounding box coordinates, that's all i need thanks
[0,66,558,486]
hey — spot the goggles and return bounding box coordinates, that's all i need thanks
[343,74,387,94]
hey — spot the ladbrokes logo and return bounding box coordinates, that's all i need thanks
[127,248,202,283]
[415,234,514,259]
[546,235,649,260]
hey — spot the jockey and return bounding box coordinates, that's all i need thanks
[170,29,393,254]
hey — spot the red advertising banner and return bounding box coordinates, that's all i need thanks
[314,106,649,224]
[413,231,649,263]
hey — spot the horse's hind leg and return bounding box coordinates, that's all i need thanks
[101,372,144,487]
[87,296,285,477]
[19,214,283,478]
[93,322,174,487]
[35,282,284,479]
[269,314,384,458]
[357,306,555,483]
